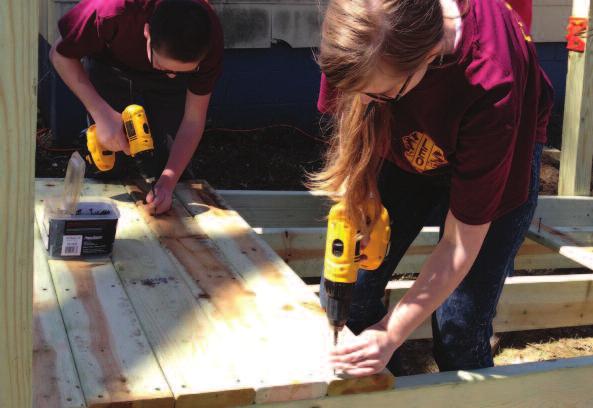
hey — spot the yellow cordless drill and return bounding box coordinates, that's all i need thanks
[322,201,391,345]
[84,104,157,192]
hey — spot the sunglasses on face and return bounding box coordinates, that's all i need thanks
[150,47,200,76]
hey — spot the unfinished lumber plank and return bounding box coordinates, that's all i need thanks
[559,0,593,195]
[0,1,37,407]
[532,195,593,227]
[494,274,593,330]
[35,183,176,408]
[527,220,593,270]
[33,227,86,408]
[265,356,593,407]
[310,274,593,339]
[389,274,593,338]
[220,192,593,271]
[218,190,330,228]
[125,184,331,403]
[397,273,593,338]
[69,180,256,407]
[254,227,326,278]
[175,182,395,402]
[257,227,579,278]
[46,259,174,408]
[220,192,593,230]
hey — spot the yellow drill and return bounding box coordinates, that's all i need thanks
[322,201,391,345]
[84,104,157,190]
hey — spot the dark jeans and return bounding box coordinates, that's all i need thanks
[84,59,188,178]
[321,143,543,372]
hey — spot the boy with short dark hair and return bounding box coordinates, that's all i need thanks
[51,0,223,214]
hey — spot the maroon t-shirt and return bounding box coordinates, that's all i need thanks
[318,0,553,225]
[56,0,223,95]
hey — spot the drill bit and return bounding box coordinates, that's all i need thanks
[151,183,157,217]
[332,327,339,376]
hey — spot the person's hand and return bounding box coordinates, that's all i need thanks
[94,107,130,155]
[146,178,174,215]
[329,323,398,376]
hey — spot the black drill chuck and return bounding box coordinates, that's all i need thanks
[323,278,355,332]
[132,150,158,185]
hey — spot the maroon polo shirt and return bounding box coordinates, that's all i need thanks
[56,0,223,95]
[318,0,553,225]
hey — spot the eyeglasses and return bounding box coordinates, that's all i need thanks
[150,47,200,76]
[363,74,412,119]
[364,74,412,104]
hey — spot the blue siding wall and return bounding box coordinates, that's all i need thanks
[207,47,322,134]
[535,43,567,114]
[41,43,568,143]
[209,44,568,134]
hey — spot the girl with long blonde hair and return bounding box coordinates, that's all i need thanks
[313,0,553,375]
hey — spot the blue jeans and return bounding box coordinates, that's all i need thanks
[321,143,542,372]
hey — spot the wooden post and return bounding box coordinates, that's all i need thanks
[0,1,38,407]
[559,0,593,195]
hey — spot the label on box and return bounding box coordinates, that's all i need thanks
[46,218,117,258]
[61,235,83,256]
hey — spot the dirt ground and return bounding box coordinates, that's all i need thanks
[36,116,593,376]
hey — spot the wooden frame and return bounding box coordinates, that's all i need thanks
[220,192,593,277]
[240,191,593,407]
[255,226,581,277]
[309,274,593,340]
[266,356,593,407]
[34,180,396,407]
[31,181,593,407]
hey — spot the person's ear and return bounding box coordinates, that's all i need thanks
[144,23,150,40]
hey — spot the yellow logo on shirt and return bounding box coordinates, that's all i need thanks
[402,132,448,173]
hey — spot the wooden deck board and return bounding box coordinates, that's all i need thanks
[90,182,256,407]
[175,181,395,403]
[33,227,86,408]
[35,181,176,408]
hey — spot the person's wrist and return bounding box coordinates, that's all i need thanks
[157,169,178,190]
[89,101,116,124]
[374,318,404,351]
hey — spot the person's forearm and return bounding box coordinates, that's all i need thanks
[382,237,476,347]
[50,42,110,119]
[159,119,205,187]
